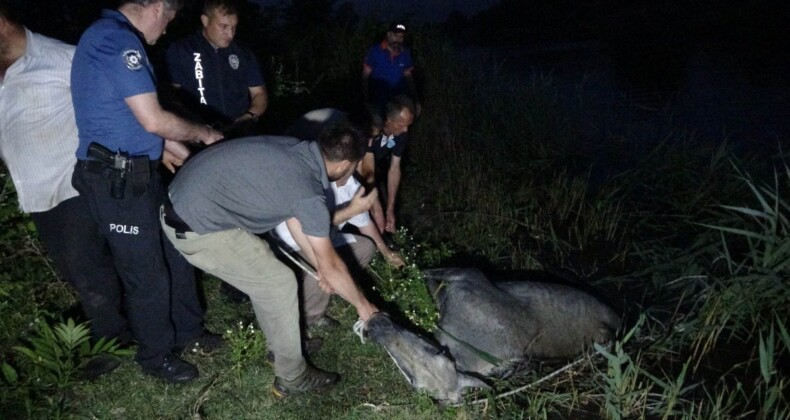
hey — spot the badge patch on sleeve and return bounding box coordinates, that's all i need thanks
[228,54,239,70]
[123,49,143,70]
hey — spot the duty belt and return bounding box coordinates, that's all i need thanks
[77,158,159,174]
[163,197,193,238]
[78,144,160,199]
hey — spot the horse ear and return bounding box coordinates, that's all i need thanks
[436,373,490,406]
[457,372,490,391]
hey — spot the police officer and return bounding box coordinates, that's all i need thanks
[166,0,267,130]
[71,0,223,383]
[166,0,268,302]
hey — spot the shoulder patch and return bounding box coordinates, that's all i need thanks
[228,54,239,70]
[123,49,143,71]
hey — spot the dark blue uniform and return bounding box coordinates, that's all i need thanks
[369,132,408,161]
[71,9,204,368]
[166,31,264,125]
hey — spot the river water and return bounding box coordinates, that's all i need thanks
[459,41,790,156]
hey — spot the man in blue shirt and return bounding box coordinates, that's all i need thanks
[71,0,223,383]
[362,22,420,114]
[166,0,267,129]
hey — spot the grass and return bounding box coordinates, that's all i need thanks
[2,15,790,419]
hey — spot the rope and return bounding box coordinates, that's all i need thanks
[275,244,319,280]
[353,319,367,343]
[434,325,504,366]
[274,243,353,303]
[356,318,414,386]
[279,243,369,349]
[451,355,589,407]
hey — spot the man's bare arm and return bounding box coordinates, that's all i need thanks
[287,217,378,320]
[125,92,222,144]
[358,152,375,185]
[333,187,377,226]
[385,156,402,233]
[358,222,405,267]
[286,218,318,267]
[235,85,268,122]
[307,234,378,321]
[357,153,386,232]
[161,140,191,173]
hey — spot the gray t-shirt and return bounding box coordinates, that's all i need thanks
[169,136,330,236]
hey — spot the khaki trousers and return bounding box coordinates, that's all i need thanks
[161,216,305,380]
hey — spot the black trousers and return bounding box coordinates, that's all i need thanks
[72,161,204,366]
[30,195,129,343]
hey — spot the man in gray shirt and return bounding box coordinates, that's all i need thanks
[161,124,378,397]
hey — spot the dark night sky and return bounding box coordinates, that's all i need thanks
[250,0,501,22]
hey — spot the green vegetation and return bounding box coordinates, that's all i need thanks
[2,16,789,420]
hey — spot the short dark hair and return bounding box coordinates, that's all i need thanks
[203,0,241,16]
[120,0,184,11]
[319,122,367,163]
[383,94,415,121]
[347,103,383,139]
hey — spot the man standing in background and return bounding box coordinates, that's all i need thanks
[362,22,420,115]
[166,0,266,302]
[166,0,267,131]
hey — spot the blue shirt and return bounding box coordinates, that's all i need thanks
[363,40,414,107]
[71,9,162,160]
[166,32,264,124]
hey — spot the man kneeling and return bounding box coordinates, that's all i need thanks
[273,166,404,330]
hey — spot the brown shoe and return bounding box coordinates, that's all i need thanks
[266,337,323,365]
[271,365,339,398]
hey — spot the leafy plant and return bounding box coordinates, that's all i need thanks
[367,227,451,331]
[595,315,650,419]
[689,164,790,359]
[224,321,265,373]
[269,56,311,97]
[12,318,128,389]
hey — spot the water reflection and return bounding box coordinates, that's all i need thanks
[459,38,789,153]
